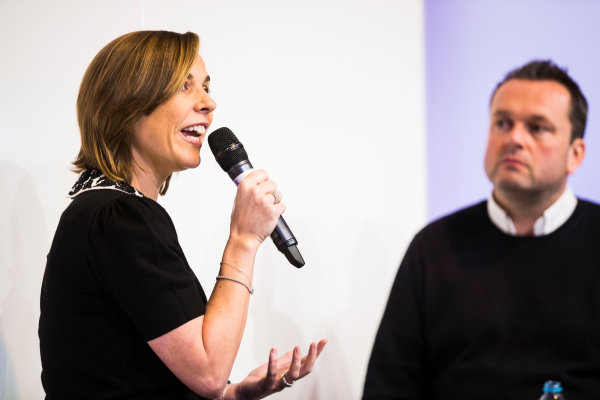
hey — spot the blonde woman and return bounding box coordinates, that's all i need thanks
[39,30,325,400]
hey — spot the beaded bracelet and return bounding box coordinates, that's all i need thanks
[216,275,254,295]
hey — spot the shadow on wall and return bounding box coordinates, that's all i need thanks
[323,219,401,400]
[0,328,13,400]
[0,161,48,399]
[247,218,357,399]
[249,247,349,400]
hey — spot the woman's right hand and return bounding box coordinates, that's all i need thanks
[221,340,327,400]
[228,169,285,252]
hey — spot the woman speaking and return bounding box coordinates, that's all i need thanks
[39,30,326,399]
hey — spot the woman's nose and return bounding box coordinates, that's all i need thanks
[194,90,216,113]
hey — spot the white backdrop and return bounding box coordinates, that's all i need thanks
[0,0,426,398]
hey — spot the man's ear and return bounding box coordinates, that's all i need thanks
[567,138,585,174]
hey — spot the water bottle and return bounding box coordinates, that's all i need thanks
[538,380,566,399]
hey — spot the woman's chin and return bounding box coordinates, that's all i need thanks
[179,156,202,171]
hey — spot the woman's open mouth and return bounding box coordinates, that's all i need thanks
[181,124,206,145]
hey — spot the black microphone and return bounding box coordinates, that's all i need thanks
[208,127,305,268]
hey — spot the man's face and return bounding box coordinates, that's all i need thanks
[484,79,584,199]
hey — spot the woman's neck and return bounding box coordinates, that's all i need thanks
[130,164,165,200]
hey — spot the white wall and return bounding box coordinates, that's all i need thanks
[0,1,426,398]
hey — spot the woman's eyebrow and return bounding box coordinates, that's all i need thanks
[186,74,211,83]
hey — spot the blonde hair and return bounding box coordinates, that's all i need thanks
[73,30,200,195]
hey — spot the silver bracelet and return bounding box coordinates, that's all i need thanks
[216,275,254,295]
[220,261,250,280]
[221,380,231,400]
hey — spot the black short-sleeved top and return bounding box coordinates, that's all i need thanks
[39,170,208,399]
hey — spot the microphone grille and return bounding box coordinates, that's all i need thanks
[208,127,250,172]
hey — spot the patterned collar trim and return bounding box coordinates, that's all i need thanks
[68,169,144,198]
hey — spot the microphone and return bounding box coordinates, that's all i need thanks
[208,127,305,268]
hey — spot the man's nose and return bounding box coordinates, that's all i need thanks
[507,123,527,145]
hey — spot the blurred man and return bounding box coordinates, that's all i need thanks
[363,60,600,399]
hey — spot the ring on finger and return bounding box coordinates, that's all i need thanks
[281,373,294,387]
[269,191,281,205]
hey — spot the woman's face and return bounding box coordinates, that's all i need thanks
[131,55,216,182]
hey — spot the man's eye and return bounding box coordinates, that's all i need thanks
[528,124,547,133]
[496,119,511,129]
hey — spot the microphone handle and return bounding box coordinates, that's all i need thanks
[227,160,305,268]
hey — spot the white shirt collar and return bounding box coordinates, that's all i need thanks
[487,186,577,236]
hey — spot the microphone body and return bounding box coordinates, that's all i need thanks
[209,128,305,268]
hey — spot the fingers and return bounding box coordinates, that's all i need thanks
[298,342,319,376]
[239,169,269,185]
[265,348,279,390]
[237,170,285,212]
[298,340,327,378]
[276,348,295,366]
[316,339,327,356]
[229,169,286,245]
[239,170,277,197]
[285,346,302,381]
[236,343,324,400]
[277,339,328,386]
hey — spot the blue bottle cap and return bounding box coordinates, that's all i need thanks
[543,380,563,393]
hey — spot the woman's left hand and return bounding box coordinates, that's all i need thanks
[228,339,327,400]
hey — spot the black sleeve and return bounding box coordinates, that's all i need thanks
[363,235,428,400]
[87,195,206,341]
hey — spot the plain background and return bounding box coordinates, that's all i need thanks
[0,1,426,398]
[426,0,600,220]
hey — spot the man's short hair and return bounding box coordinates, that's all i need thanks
[491,60,588,141]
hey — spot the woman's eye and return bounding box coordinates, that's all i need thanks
[203,86,211,94]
